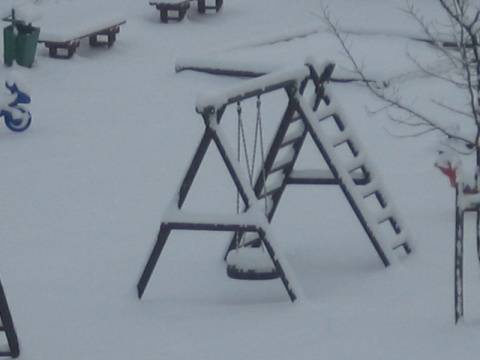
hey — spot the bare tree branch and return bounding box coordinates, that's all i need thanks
[321,4,470,141]
[321,0,480,156]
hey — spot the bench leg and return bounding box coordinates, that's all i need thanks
[178,7,188,20]
[89,27,120,47]
[45,41,79,59]
[198,0,205,13]
[198,0,223,13]
[157,4,190,23]
[160,8,169,23]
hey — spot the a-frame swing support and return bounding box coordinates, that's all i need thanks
[0,276,19,358]
[137,60,413,301]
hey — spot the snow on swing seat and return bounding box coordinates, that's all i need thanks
[164,198,281,280]
[226,247,279,280]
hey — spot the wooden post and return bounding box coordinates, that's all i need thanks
[0,278,19,358]
[454,185,464,323]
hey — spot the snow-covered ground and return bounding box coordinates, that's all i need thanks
[0,0,479,359]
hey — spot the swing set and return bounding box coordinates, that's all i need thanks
[137,60,412,302]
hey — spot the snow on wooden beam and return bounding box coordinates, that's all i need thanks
[194,61,336,112]
[175,56,281,78]
[176,56,372,85]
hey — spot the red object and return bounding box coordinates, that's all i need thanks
[435,163,457,187]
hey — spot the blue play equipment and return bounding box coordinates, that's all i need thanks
[0,80,32,132]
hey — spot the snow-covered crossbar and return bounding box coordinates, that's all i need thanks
[195,58,330,113]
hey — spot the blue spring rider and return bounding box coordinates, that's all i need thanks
[0,80,32,132]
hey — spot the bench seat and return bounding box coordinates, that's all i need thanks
[197,0,223,13]
[36,3,126,59]
[39,20,126,59]
[149,0,223,23]
[149,1,191,23]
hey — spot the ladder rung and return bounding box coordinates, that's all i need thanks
[346,155,365,173]
[281,129,304,148]
[331,129,352,147]
[391,232,408,250]
[260,184,283,198]
[316,108,337,122]
[260,174,285,199]
[376,205,393,224]
[270,152,295,173]
[270,160,291,174]
[360,180,379,198]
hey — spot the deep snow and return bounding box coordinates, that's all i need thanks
[0,0,479,359]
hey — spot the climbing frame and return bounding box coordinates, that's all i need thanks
[137,60,413,302]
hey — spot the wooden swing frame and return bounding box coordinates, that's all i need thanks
[136,60,411,302]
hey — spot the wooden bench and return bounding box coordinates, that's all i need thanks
[149,0,191,23]
[35,1,127,60]
[38,19,126,59]
[197,0,223,14]
[149,0,223,23]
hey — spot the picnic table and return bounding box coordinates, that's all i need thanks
[149,0,223,23]
[36,3,126,59]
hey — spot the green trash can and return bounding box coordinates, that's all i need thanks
[3,23,40,68]
[3,25,15,66]
[15,23,40,68]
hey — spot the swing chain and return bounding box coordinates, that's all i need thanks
[235,103,242,249]
[237,102,254,185]
[234,97,269,249]
[256,96,268,217]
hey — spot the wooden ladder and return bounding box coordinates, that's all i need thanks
[226,64,412,266]
[295,93,412,266]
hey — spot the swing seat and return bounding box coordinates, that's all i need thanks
[226,247,279,280]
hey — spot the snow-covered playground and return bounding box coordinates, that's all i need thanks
[1,0,480,359]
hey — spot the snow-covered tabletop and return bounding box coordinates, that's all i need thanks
[149,0,191,4]
[33,1,126,43]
